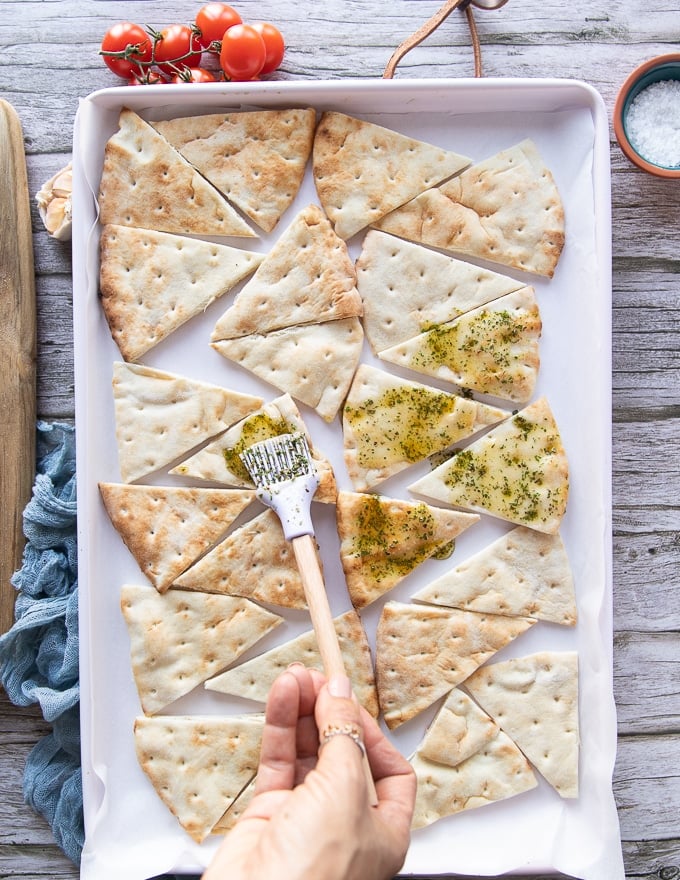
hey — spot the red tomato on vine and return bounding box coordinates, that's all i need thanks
[154,24,203,74]
[219,24,266,81]
[100,22,153,79]
[195,3,242,48]
[252,22,285,74]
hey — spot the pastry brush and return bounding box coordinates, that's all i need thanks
[240,432,378,805]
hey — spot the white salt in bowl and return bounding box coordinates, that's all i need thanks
[614,53,680,179]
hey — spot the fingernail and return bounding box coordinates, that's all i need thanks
[328,674,352,698]
[287,661,305,669]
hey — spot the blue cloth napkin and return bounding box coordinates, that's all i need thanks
[0,421,200,879]
[0,421,82,864]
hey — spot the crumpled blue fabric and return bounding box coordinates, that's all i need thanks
[0,421,83,865]
[0,421,204,878]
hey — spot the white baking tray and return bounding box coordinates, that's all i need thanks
[72,78,622,880]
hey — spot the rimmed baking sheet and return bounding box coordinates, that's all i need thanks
[72,78,622,879]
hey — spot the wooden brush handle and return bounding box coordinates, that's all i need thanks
[292,533,378,806]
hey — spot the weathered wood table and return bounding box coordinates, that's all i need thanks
[1,0,679,877]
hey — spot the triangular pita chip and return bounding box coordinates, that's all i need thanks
[98,108,255,237]
[170,393,337,503]
[205,609,379,718]
[356,230,526,354]
[112,361,262,483]
[99,224,264,362]
[374,139,565,277]
[212,777,257,835]
[212,317,364,423]
[378,287,542,404]
[464,652,580,798]
[313,111,470,240]
[336,491,479,609]
[211,204,361,341]
[342,364,509,491]
[409,397,569,534]
[121,584,282,714]
[173,508,308,609]
[417,687,499,768]
[375,601,535,729]
[152,108,316,232]
[413,526,577,625]
[99,482,255,593]
[410,729,537,830]
[134,713,263,842]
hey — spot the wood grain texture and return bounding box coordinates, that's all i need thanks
[0,100,36,636]
[1,0,679,877]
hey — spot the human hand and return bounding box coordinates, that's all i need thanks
[203,664,416,880]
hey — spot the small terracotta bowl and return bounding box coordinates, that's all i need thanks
[613,53,680,179]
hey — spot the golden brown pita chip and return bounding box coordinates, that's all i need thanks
[173,509,308,609]
[134,714,263,842]
[342,364,509,491]
[205,609,379,717]
[375,601,535,729]
[121,584,282,714]
[99,224,264,361]
[153,108,316,232]
[313,111,470,239]
[410,729,537,829]
[413,526,577,625]
[98,108,255,237]
[374,139,565,278]
[464,652,580,798]
[336,491,479,609]
[99,483,255,592]
[409,397,569,534]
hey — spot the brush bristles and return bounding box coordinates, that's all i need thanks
[240,432,315,489]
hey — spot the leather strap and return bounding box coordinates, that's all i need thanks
[383,0,483,79]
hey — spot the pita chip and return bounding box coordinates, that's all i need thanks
[212,776,257,835]
[205,609,379,718]
[121,584,282,715]
[173,509,308,610]
[373,139,565,278]
[342,364,509,491]
[410,729,537,829]
[417,687,499,768]
[212,316,364,423]
[409,397,569,535]
[99,482,255,593]
[378,286,542,404]
[170,393,337,503]
[413,526,577,625]
[98,108,255,237]
[134,713,263,842]
[313,111,470,240]
[152,108,316,232]
[375,601,535,729]
[112,361,262,483]
[99,224,264,362]
[211,205,361,341]
[357,230,525,355]
[464,652,580,798]
[336,490,479,609]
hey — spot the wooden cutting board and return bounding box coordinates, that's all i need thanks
[0,100,37,636]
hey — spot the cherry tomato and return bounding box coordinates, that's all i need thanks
[195,3,242,49]
[219,24,266,81]
[170,67,218,83]
[128,69,165,86]
[154,24,203,74]
[100,22,153,79]
[252,22,285,74]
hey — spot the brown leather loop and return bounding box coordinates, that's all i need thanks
[383,0,483,79]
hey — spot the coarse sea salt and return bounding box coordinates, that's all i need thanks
[625,79,680,168]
